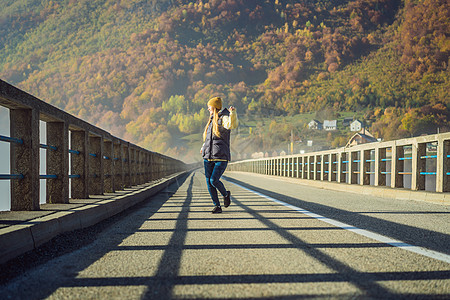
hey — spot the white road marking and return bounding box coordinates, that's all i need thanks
[227,180,450,264]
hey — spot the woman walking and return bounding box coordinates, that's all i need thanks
[201,96,238,213]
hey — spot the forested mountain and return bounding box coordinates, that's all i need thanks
[0,0,448,161]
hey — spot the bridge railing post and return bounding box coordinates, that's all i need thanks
[134,148,139,184]
[338,152,346,183]
[361,149,371,185]
[148,152,152,181]
[129,148,135,186]
[141,150,146,184]
[104,139,113,193]
[413,142,427,190]
[273,158,277,176]
[136,150,142,184]
[305,156,310,179]
[46,121,69,203]
[378,147,387,186]
[149,152,154,181]
[10,108,40,210]
[144,152,149,182]
[137,149,143,183]
[277,158,280,176]
[264,159,266,175]
[264,159,268,175]
[70,130,88,199]
[331,153,337,182]
[278,158,284,176]
[437,138,450,192]
[287,158,291,177]
[298,156,302,178]
[273,158,280,176]
[350,151,357,184]
[88,135,103,195]
[325,154,329,181]
[114,141,124,191]
[153,153,158,179]
[292,157,296,177]
[286,157,290,177]
[336,153,341,183]
[303,155,309,179]
[155,154,160,179]
[272,159,275,176]
[314,155,319,180]
[396,144,405,188]
[124,143,131,187]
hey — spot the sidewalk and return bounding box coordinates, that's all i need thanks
[0,172,188,265]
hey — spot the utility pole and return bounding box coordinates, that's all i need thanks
[290,129,294,154]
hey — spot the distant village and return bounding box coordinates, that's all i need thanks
[307,117,362,131]
[307,117,379,147]
[246,118,380,160]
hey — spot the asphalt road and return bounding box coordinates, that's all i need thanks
[1,170,449,299]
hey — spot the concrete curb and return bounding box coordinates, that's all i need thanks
[227,171,448,205]
[0,171,189,265]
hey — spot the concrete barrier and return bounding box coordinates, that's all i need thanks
[229,133,450,198]
[228,171,449,205]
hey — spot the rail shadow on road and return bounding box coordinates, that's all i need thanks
[2,171,449,299]
[57,172,448,299]
[223,175,450,256]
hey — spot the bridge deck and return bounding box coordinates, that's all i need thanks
[1,170,449,299]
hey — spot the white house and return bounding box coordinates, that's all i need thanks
[308,120,322,130]
[323,120,337,131]
[346,129,377,147]
[350,120,363,132]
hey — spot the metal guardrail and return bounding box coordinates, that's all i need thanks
[0,79,188,211]
[228,132,450,193]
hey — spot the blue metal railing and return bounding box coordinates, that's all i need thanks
[399,157,412,161]
[0,174,24,180]
[40,143,57,151]
[69,149,80,155]
[0,135,23,144]
[40,175,58,179]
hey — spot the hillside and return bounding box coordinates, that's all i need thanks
[0,0,448,162]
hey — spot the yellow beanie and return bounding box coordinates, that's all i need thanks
[207,97,222,110]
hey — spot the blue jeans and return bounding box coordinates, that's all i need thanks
[204,160,228,206]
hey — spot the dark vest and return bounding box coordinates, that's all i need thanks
[202,108,231,161]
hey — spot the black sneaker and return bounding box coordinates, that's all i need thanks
[224,191,231,208]
[212,206,222,214]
